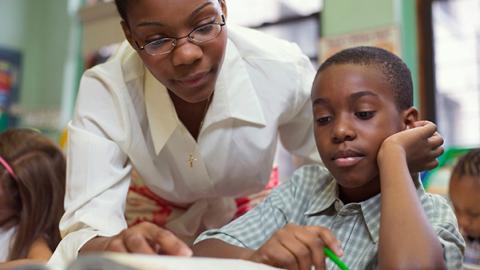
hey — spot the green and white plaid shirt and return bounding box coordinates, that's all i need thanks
[196,165,465,269]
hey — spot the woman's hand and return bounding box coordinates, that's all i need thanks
[80,221,192,256]
[378,121,444,172]
[248,224,343,270]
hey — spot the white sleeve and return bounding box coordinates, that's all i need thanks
[49,72,132,268]
[278,49,320,165]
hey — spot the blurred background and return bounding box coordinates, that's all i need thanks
[0,0,479,193]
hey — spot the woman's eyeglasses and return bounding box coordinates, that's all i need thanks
[135,15,226,56]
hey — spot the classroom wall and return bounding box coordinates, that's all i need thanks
[22,1,69,109]
[0,1,28,49]
[321,0,420,107]
[0,0,80,139]
[322,0,395,36]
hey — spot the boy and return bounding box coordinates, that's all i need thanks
[193,46,465,269]
[449,149,480,267]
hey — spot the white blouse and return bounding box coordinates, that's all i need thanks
[0,226,16,262]
[50,25,320,268]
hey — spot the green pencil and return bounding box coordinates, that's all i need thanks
[323,247,350,270]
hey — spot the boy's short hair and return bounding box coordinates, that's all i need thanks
[317,46,413,110]
[451,148,480,180]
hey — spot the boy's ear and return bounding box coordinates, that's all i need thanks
[401,107,419,130]
[121,21,137,50]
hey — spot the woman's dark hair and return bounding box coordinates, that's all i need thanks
[114,0,223,23]
[0,128,66,260]
[114,0,129,22]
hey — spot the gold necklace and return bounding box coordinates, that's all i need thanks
[188,92,213,168]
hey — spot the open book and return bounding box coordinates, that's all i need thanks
[34,253,284,270]
[464,263,480,270]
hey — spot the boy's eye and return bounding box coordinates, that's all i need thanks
[467,212,480,219]
[355,111,375,120]
[316,116,332,125]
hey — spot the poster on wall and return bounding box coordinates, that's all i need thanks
[318,25,401,63]
[0,47,22,130]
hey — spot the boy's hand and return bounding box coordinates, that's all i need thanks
[379,121,444,172]
[247,224,343,270]
[80,221,192,256]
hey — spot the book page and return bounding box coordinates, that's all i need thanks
[98,253,284,270]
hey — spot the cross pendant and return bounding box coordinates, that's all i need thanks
[188,154,197,168]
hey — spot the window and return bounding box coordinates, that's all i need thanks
[228,0,321,65]
[432,0,480,148]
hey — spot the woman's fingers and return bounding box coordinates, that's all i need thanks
[123,230,156,254]
[151,226,192,256]
[105,236,129,252]
[109,222,192,256]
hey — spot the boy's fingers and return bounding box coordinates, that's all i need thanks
[409,120,436,137]
[152,227,192,256]
[308,227,343,257]
[411,120,427,127]
[279,233,311,270]
[411,120,433,128]
[428,132,444,149]
[417,122,437,139]
[255,237,300,270]
[425,160,440,170]
[432,145,444,158]
[293,229,326,270]
[272,242,300,270]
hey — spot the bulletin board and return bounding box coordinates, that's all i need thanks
[0,47,22,130]
[318,25,402,62]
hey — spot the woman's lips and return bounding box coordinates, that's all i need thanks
[175,71,209,89]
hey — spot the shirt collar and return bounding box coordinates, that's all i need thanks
[304,175,427,244]
[359,192,382,243]
[304,180,383,243]
[202,37,266,129]
[304,176,338,216]
[144,71,178,155]
[144,36,266,155]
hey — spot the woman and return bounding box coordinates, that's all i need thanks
[50,0,320,267]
